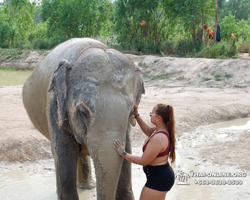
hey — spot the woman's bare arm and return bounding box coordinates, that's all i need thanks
[136,115,155,136]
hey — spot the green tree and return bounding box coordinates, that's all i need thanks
[33,6,42,24]
[40,0,111,41]
[3,0,36,47]
[218,0,250,21]
[227,0,250,21]
[220,12,238,41]
[237,19,250,41]
[0,8,16,47]
[114,0,177,52]
[172,0,214,41]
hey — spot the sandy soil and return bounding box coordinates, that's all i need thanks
[0,54,250,199]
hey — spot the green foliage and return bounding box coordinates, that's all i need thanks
[114,0,176,53]
[230,39,237,57]
[234,84,245,88]
[33,6,42,24]
[3,0,36,47]
[0,48,23,60]
[138,62,149,68]
[0,67,16,71]
[214,74,221,81]
[0,0,249,59]
[152,74,169,80]
[0,8,16,48]
[198,43,233,58]
[176,76,184,80]
[175,39,203,56]
[28,22,48,42]
[224,73,232,78]
[161,40,175,55]
[48,35,68,49]
[172,0,214,40]
[33,39,49,49]
[220,12,238,41]
[203,77,211,81]
[238,42,250,53]
[225,0,250,21]
[40,0,111,42]
[237,19,250,41]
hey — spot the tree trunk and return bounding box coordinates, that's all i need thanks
[202,11,204,41]
[192,20,196,41]
[214,0,218,43]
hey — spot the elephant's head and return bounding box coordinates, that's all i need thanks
[48,47,145,146]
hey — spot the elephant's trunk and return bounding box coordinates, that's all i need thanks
[88,131,125,200]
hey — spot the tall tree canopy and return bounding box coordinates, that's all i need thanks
[1,0,36,47]
[114,0,178,51]
[40,0,112,40]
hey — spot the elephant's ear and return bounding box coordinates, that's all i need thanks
[129,67,145,127]
[48,59,72,128]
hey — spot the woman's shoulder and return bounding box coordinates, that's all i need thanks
[153,131,169,141]
[151,131,169,142]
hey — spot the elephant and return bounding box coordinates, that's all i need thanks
[22,38,145,200]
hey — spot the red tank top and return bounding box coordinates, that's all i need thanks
[142,131,170,157]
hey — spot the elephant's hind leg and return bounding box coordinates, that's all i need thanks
[77,148,96,189]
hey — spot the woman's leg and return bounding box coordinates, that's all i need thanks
[139,186,167,200]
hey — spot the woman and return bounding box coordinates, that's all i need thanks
[114,103,176,200]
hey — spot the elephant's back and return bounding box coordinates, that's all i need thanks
[22,38,107,138]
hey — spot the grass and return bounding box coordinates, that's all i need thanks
[214,74,221,81]
[224,73,232,78]
[0,67,32,72]
[203,77,211,81]
[0,48,25,60]
[0,67,16,71]
[234,84,246,88]
[176,76,185,80]
[238,43,250,53]
[138,62,149,68]
[152,74,169,80]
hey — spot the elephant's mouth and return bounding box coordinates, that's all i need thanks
[79,144,90,156]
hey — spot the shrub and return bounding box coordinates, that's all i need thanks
[161,40,175,55]
[33,39,49,50]
[133,41,160,54]
[198,43,233,59]
[238,42,250,53]
[214,74,221,81]
[175,39,202,56]
[48,36,68,49]
[203,77,211,81]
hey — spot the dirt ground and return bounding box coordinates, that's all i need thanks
[0,54,250,199]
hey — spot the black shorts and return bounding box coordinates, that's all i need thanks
[143,163,175,191]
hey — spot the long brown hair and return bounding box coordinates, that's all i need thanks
[156,103,176,163]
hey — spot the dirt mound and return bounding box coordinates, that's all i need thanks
[0,86,52,164]
[127,54,250,89]
[0,135,52,163]
[0,51,49,70]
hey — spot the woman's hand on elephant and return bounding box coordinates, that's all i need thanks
[134,105,139,116]
[113,139,125,156]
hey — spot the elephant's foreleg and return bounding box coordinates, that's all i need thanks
[77,153,95,189]
[51,132,79,200]
[115,125,134,200]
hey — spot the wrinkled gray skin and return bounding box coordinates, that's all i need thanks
[22,38,144,200]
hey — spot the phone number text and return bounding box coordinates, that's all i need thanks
[194,179,243,185]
